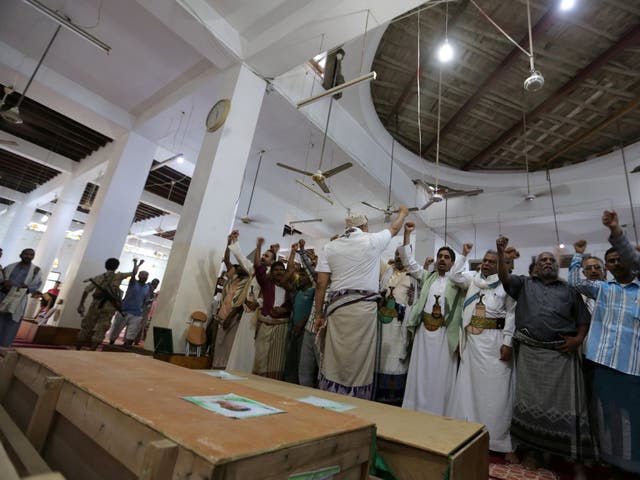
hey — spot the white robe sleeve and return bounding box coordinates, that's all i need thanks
[229,241,254,276]
[449,255,473,289]
[398,245,423,280]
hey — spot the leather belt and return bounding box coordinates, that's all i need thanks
[466,316,505,334]
[421,312,445,331]
[257,312,289,326]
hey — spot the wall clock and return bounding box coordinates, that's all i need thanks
[206,99,231,132]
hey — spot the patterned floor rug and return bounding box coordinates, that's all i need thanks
[490,463,559,480]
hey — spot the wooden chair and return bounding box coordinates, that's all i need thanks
[185,311,207,357]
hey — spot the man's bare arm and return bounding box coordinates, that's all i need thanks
[387,206,409,237]
[496,235,511,286]
[313,272,330,332]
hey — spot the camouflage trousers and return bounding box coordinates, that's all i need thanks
[77,301,116,345]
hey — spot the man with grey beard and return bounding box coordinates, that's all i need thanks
[496,236,594,478]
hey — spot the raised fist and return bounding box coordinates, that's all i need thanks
[496,235,509,253]
[573,240,587,254]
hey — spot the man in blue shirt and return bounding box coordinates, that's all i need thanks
[109,269,151,346]
[569,239,640,475]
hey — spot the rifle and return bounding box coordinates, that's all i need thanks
[87,278,123,314]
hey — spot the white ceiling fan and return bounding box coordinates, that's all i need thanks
[277,78,352,194]
[1,26,62,125]
[362,133,419,221]
[517,110,569,202]
[0,87,22,134]
[413,179,483,210]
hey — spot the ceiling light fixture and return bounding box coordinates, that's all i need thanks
[470,0,544,92]
[22,0,111,54]
[40,214,49,223]
[437,2,454,63]
[559,0,576,11]
[523,0,544,91]
[176,155,185,164]
[437,40,454,63]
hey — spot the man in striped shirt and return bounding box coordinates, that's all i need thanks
[569,239,640,475]
[602,210,640,274]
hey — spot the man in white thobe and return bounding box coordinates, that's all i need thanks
[375,247,418,404]
[314,207,409,399]
[448,243,516,456]
[400,223,463,415]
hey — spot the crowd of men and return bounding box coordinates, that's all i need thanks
[209,209,639,479]
[1,205,637,478]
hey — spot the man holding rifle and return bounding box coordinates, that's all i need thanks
[76,257,143,350]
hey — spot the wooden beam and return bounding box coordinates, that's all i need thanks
[421,7,559,157]
[462,23,640,170]
[138,439,179,480]
[0,440,20,480]
[23,474,66,480]
[26,377,64,452]
[0,406,51,475]
[545,96,640,167]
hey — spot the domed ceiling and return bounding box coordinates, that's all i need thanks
[370,0,640,171]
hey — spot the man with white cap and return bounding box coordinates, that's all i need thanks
[314,207,409,399]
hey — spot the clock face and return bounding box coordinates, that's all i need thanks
[206,99,231,132]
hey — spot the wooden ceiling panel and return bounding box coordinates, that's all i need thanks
[144,162,191,206]
[0,84,112,162]
[134,202,166,222]
[0,148,61,193]
[371,0,640,171]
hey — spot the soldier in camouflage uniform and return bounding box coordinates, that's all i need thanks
[76,257,143,350]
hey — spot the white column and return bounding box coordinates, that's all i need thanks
[33,175,86,282]
[1,202,36,261]
[58,132,157,328]
[148,63,266,353]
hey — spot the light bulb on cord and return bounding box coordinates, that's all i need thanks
[558,242,566,249]
[559,0,575,11]
[41,214,49,223]
[437,40,454,63]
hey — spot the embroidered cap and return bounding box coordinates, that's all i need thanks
[345,213,368,229]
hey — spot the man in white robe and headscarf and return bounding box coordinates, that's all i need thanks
[314,207,409,399]
[448,243,516,459]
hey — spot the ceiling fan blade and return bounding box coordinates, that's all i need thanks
[532,184,570,197]
[315,178,331,193]
[407,207,420,212]
[443,188,483,199]
[295,179,334,205]
[361,201,386,213]
[276,163,314,176]
[237,214,271,225]
[323,162,353,178]
[0,139,18,146]
[412,179,434,192]
[420,199,436,210]
[290,218,323,224]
